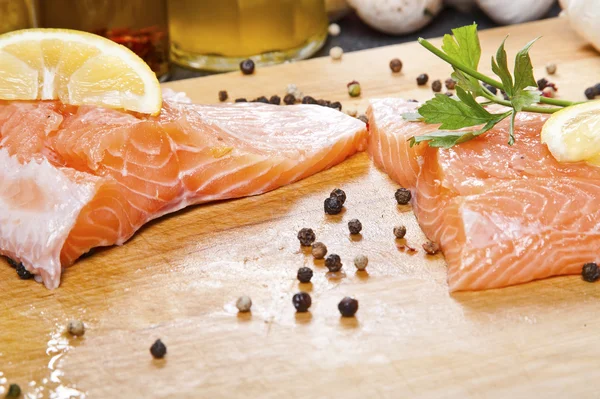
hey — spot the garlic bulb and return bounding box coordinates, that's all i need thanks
[347,0,443,35]
[559,0,600,52]
[476,0,556,25]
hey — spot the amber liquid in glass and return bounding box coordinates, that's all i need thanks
[34,0,169,79]
[0,0,34,34]
[168,0,328,71]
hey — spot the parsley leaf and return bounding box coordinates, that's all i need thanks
[409,117,509,148]
[491,37,513,96]
[513,38,539,93]
[401,111,424,122]
[441,23,481,69]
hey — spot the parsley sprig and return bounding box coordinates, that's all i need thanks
[407,24,579,148]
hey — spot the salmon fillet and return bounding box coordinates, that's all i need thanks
[0,98,367,288]
[367,98,600,291]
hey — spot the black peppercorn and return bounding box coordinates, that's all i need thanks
[582,262,600,282]
[537,77,549,91]
[483,83,497,95]
[328,101,342,111]
[150,339,167,359]
[594,83,600,94]
[283,94,296,105]
[218,90,228,102]
[348,219,362,235]
[357,114,368,124]
[6,383,21,398]
[311,242,328,259]
[395,188,412,205]
[235,98,248,103]
[317,99,330,106]
[269,95,281,105]
[252,96,269,103]
[240,59,255,75]
[389,58,403,73]
[330,188,346,205]
[5,256,18,268]
[423,241,440,255]
[431,79,442,93]
[297,267,314,283]
[338,297,358,317]
[302,96,318,104]
[416,73,429,86]
[16,263,32,280]
[292,292,312,312]
[325,254,342,272]
[445,92,454,97]
[297,228,316,246]
[407,99,418,102]
[324,196,343,215]
[393,225,407,239]
[445,78,456,90]
[585,87,596,100]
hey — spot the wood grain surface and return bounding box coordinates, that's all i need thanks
[2,18,600,399]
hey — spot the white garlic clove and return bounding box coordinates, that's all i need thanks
[476,0,555,25]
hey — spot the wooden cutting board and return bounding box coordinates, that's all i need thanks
[2,18,600,399]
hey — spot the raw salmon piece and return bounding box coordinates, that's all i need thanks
[0,99,367,288]
[367,98,600,291]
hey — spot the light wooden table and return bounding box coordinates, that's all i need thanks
[2,18,600,399]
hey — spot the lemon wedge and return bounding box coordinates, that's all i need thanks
[541,101,600,166]
[0,28,162,114]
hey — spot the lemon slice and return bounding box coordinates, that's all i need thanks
[541,101,600,166]
[0,28,162,114]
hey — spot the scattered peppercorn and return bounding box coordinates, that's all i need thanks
[338,297,359,317]
[593,83,600,94]
[297,228,316,246]
[150,339,167,359]
[395,188,412,205]
[330,188,346,205]
[325,254,343,272]
[389,58,403,73]
[297,267,314,283]
[407,99,418,102]
[6,383,21,398]
[422,241,440,255]
[292,292,312,312]
[324,196,343,215]
[5,257,18,268]
[283,94,296,105]
[302,95,318,105]
[269,95,281,105]
[502,91,509,101]
[416,73,429,86]
[431,79,442,93]
[546,63,557,75]
[235,98,247,103]
[240,59,255,75]
[393,225,407,239]
[585,87,597,100]
[328,23,341,36]
[218,90,228,102]
[253,96,269,103]
[537,78,549,91]
[236,295,252,312]
[347,80,361,97]
[445,78,456,90]
[330,46,343,60]
[348,219,362,235]
[445,92,454,97]
[311,242,328,259]
[317,99,330,106]
[354,255,368,271]
[483,83,497,95]
[16,263,32,280]
[541,86,555,98]
[67,320,85,337]
[357,114,368,124]
[582,262,600,282]
[328,101,342,111]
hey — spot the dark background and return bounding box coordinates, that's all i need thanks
[168,2,561,81]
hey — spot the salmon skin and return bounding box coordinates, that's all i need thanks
[0,97,367,288]
[367,98,600,291]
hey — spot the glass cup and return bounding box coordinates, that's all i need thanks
[168,0,328,71]
[33,0,170,80]
[0,0,34,34]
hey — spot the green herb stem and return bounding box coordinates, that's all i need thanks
[479,89,561,114]
[418,38,578,108]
